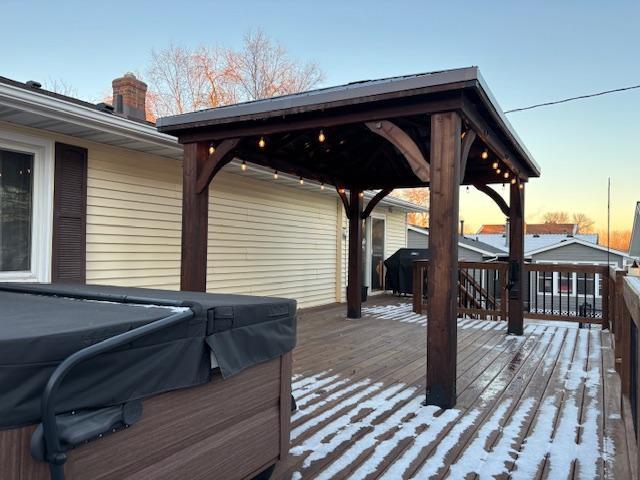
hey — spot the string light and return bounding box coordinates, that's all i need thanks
[208,143,215,155]
[299,177,304,185]
[273,170,278,179]
[318,130,326,143]
[359,192,364,198]
[511,178,517,184]
[481,150,489,160]
[320,183,325,190]
[338,188,345,194]
[258,137,266,148]
[241,161,247,171]
[496,168,501,174]
[519,183,524,190]
[492,161,499,170]
[503,171,509,179]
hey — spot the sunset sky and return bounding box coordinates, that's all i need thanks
[2,0,638,232]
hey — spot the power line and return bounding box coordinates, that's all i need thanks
[504,83,640,114]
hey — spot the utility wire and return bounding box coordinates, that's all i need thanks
[504,83,640,114]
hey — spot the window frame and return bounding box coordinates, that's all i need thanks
[0,129,54,282]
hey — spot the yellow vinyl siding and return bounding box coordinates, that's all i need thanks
[385,209,408,258]
[207,171,338,308]
[86,148,183,290]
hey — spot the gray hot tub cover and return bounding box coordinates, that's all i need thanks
[0,283,296,429]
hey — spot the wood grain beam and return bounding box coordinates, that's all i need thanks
[473,184,509,216]
[361,189,392,219]
[181,142,209,291]
[508,180,525,335]
[365,121,430,182]
[459,129,477,183]
[425,111,461,409]
[176,96,464,143]
[347,189,364,318]
[196,138,240,193]
[336,188,350,219]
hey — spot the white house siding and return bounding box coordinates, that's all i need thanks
[207,171,338,308]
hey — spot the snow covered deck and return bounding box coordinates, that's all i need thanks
[274,296,631,479]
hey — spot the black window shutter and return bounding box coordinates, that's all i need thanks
[52,142,88,283]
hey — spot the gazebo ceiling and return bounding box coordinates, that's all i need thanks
[157,67,540,190]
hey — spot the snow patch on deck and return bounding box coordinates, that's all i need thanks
[288,326,615,479]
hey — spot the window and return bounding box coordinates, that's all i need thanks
[537,274,553,294]
[0,149,33,271]
[0,131,53,282]
[576,275,595,296]
[559,272,573,294]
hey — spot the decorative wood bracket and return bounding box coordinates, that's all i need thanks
[196,138,240,193]
[336,187,350,219]
[459,129,477,184]
[473,183,509,216]
[365,120,430,182]
[362,189,392,219]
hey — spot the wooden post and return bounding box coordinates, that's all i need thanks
[181,142,209,292]
[426,112,461,409]
[508,181,525,335]
[346,188,364,318]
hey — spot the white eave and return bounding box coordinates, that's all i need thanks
[0,82,182,159]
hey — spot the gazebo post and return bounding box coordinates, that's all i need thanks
[180,142,209,292]
[508,181,525,334]
[426,112,461,409]
[347,188,364,318]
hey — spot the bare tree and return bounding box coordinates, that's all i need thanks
[227,29,324,100]
[542,211,570,224]
[572,212,595,233]
[393,188,429,227]
[144,31,324,119]
[43,78,78,97]
[597,229,631,251]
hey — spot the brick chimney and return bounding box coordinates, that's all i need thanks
[112,73,147,121]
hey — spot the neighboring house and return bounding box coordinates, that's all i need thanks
[0,74,424,308]
[629,202,640,258]
[477,223,581,236]
[407,226,504,261]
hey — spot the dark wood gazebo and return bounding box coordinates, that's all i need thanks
[157,66,540,408]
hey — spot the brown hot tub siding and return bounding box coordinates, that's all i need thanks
[0,353,291,480]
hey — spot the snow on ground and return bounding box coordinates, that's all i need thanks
[361,302,506,331]
[289,322,613,479]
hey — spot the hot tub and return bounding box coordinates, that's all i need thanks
[0,283,296,480]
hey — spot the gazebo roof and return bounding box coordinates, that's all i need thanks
[158,66,539,190]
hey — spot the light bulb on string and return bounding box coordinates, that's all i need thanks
[320,183,325,190]
[492,162,499,170]
[258,137,266,148]
[208,143,215,155]
[273,171,278,179]
[503,171,509,179]
[241,161,247,171]
[299,177,304,185]
[511,178,516,184]
[481,150,489,160]
[496,168,501,174]
[318,130,326,143]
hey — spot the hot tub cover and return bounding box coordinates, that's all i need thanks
[0,283,296,429]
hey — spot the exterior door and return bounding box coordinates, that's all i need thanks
[370,217,385,291]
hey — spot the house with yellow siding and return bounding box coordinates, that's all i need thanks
[0,74,423,308]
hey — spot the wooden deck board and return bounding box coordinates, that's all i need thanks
[274,296,630,480]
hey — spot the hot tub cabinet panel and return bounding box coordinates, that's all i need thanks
[0,284,295,480]
[0,353,291,480]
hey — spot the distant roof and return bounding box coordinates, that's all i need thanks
[472,233,600,255]
[476,223,578,235]
[525,236,632,259]
[630,202,640,258]
[408,226,504,256]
